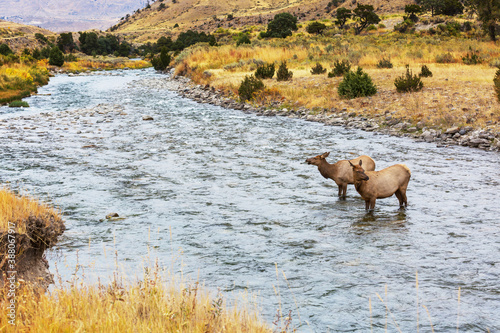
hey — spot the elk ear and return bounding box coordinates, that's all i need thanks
[349,161,355,167]
[322,152,330,158]
[359,160,363,166]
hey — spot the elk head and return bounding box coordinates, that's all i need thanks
[305,152,330,165]
[349,160,370,181]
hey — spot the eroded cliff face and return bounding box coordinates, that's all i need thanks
[1,248,54,291]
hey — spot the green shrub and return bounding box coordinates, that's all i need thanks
[0,44,13,56]
[152,47,171,71]
[8,100,30,108]
[310,62,327,75]
[376,58,393,69]
[328,59,351,77]
[394,19,416,33]
[394,65,423,93]
[276,61,293,81]
[494,68,500,102]
[236,33,251,46]
[435,52,455,63]
[462,47,482,65]
[48,46,64,67]
[306,21,327,34]
[238,75,265,101]
[255,62,275,79]
[338,67,377,99]
[419,65,433,78]
[64,54,78,62]
[260,13,298,38]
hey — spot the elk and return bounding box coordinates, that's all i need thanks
[349,160,411,211]
[305,152,376,198]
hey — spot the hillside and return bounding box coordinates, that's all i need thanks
[111,0,414,43]
[0,0,146,32]
[0,19,56,52]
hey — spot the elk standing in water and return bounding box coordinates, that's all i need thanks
[349,160,411,211]
[305,152,376,198]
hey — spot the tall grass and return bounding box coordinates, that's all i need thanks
[0,188,61,235]
[0,260,271,332]
[0,62,49,104]
[63,58,151,72]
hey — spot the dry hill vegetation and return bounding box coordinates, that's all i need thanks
[172,22,500,133]
[111,0,413,42]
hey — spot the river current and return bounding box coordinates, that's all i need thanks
[1,68,499,332]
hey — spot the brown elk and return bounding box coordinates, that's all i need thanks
[305,152,376,198]
[349,160,411,211]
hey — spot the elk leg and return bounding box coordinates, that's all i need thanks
[341,183,348,198]
[401,190,408,207]
[395,190,404,207]
[365,200,370,210]
[369,198,376,211]
[395,189,408,207]
[337,185,342,197]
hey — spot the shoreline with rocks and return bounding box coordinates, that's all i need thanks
[161,70,500,152]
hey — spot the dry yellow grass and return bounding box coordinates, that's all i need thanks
[62,56,150,72]
[175,35,500,131]
[0,262,271,332]
[0,188,61,235]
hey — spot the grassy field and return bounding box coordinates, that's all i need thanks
[173,30,500,132]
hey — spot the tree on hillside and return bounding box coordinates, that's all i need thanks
[352,4,381,35]
[306,21,327,34]
[57,33,76,53]
[417,0,464,16]
[157,36,173,51]
[49,46,64,66]
[260,13,298,38]
[404,4,423,22]
[79,32,99,55]
[471,0,500,41]
[335,7,352,29]
[0,44,13,56]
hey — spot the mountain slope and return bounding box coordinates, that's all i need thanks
[111,0,413,42]
[0,0,146,32]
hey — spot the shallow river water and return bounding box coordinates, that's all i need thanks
[1,68,499,332]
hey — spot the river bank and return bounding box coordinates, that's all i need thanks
[161,69,500,152]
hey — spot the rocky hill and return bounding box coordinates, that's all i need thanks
[0,0,146,32]
[111,0,414,42]
[0,20,56,52]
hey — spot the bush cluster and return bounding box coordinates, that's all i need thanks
[394,65,423,93]
[151,47,171,71]
[238,75,265,101]
[462,48,482,65]
[328,59,351,77]
[435,52,455,63]
[376,58,393,69]
[255,62,275,79]
[276,61,293,81]
[419,65,433,78]
[338,67,377,99]
[310,63,327,75]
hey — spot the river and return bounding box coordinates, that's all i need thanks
[1,68,499,332]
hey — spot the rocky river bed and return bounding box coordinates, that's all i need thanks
[151,70,500,152]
